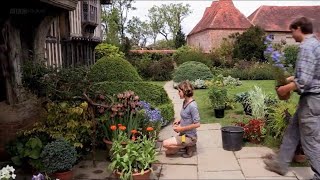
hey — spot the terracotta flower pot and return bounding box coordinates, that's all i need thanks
[293,154,307,163]
[53,170,73,180]
[276,91,291,100]
[115,169,151,180]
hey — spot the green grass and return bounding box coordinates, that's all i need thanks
[194,80,299,125]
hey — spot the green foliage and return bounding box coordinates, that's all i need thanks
[232,26,266,60]
[109,135,157,180]
[156,103,174,125]
[222,63,275,80]
[208,87,227,109]
[41,139,77,173]
[174,26,186,48]
[88,56,142,82]
[209,38,235,68]
[173,46,211,67]
[151,39,175,50]
[173,61,213,83]
[247,86,267,120]
[147,57,175,81]
[95,43,125,60]
[92,81,171,106]
[22,61,90,101]
[267,100,296,141]
[5,134,49,170]
[283,45,299,68]
[24,101,93,149]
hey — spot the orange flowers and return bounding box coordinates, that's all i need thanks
[110,125,117,131]
[146,127,154,131]
[119,125,126,131]
[131,129,137,134]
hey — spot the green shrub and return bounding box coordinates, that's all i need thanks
[173,46,211,67]
[89,56,142,82]
[95,43,125,59]
[222,63,274,80]
[157,103,174,125]
[173,61,213,83]
[283,45,299,68]
[92,82,170,106]
[41,139,77,173]
[147,57,175,81]
[128,55,153,79]
[22,61,91,100]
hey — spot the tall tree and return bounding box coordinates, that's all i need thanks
[160,3,191,40]
[127,17,151,48]
[147,6,167,43]
[175,26,186,48]
[101,0,136,45]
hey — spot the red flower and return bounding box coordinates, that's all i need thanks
[146,127,154,132]
[119,126,126,131]
[131,129,137,134]
[110,125,117,131]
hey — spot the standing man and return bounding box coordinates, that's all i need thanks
[264,17,320,180]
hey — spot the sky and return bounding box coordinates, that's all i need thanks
[127,0,320,39]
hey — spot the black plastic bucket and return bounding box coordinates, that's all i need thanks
[221,126,244,151]
[214,109,225,118]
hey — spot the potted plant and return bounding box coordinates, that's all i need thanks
[208,86,227,118]
[109,129,157,180]
[40,139,77,180]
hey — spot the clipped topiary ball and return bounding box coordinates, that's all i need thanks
[89,56,142,82]
[40,139,77,173]
[173,61,213,83]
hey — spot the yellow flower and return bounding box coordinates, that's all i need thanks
[80,102,88,110]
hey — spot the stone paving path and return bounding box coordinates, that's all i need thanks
[72,81,313,180]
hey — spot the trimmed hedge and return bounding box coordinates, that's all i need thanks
[157,103,175,124]
[89,56,142,82]
[92,82,171,106]
[173,61,213,83]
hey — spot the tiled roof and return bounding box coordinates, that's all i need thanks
[188,0,252,36]
[248,5,320,37]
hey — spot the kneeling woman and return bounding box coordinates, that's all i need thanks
[163,81,201,158]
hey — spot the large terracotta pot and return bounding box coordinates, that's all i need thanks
[115,169,151,180]
[276,91,291,100]
[53,170,73,180]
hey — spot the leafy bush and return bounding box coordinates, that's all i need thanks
[41,139,77,173]
[173,46,211,67]
[128,55,153,79]
[22,61,90,100]
[88,56,142,82]
[283,45,299,68]
[222,63,274,80]
[232,26,266,61]
[156,103,174,126]
[173,61,213,83]
[95,43,125,59]
[147,57,175,81]
[92,82,171,106]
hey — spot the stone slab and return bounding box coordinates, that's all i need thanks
[198,171,245,179]
[158,126,179,141]
[246,177,297,179]
[197,148,240,171]
[159,165,198,179]
[156,150,197,165]
[197,130,222,149]
[291,167,313,180]
[198,123,222,131]
[235,147,275,159]
[73,160,112,180]
[238,158,295,178]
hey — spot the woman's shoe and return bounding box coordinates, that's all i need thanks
[182,145,196,158]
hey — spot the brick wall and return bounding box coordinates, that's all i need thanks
[187,29,246,53]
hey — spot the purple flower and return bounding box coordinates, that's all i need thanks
[32,173,44,180]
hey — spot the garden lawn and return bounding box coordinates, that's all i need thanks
[194,80,300,126]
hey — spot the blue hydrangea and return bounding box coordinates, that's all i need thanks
[264,34,286,71]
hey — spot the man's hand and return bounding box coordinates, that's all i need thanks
[173,125,184,133]
[286,76,295,83]
[276,82,297,97]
